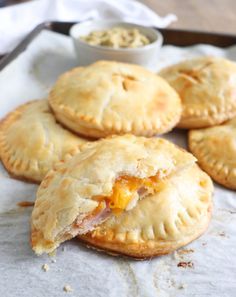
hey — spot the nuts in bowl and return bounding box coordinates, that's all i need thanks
[70,20,163,69]
[80,26,151,49]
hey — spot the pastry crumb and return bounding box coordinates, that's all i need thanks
[202,242,207,246]
[178,248,194,255]
[51,258,57,263]
[177,261,194,268]
[218,231,226,237]
[17,201,35,207]
[173,251,180,260]
[63,285,73,293]
[42,264,50,272]
[179,283,187,289]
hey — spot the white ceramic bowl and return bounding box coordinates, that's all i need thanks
[70,20,163,69]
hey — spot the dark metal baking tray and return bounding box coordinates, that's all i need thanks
[1,21,236,71]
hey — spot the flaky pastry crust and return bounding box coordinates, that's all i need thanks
[159,57,236,128]
[31,135,196,254]
[0,100,88,183]
[189,117,236,190]
[49,61,182,138]
[78,164,213,259]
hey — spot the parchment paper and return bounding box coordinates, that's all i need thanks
[0,30,236,297]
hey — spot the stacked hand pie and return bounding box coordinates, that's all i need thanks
[31,135,212,258]
[160,56,236,190]
[159,56,236,129]
[189,118,236,190]
[0,100,88,183]
[49,61,182,137]
[0,60,217,259]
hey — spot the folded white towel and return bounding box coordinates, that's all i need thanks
[0,0,177,54]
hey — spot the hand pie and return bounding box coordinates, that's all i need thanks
[189,117,236,190]
[48,61,182,138]
[78,164,213,259]
[159,57,236,128]
[31,134,196,255]
[0,100,88,183]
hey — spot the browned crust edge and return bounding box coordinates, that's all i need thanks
[77,204,212,260]
[48,66,182,139]
[0,100,43,184]
[50,104,181,139]
[178,109,236,130]
[188,131,236,190]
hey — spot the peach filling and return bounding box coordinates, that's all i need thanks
[73,174,164,234]
[93,175,163,214]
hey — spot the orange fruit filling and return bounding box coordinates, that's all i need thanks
[94,175,162,214]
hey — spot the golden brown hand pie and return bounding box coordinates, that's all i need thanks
[189,117,236,190]
[48,61,182,138]
[31,134,197,255]
[0,100,88,183]
[78,164,213,259]
[159,57,236,129]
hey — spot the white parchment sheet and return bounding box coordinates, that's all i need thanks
[0,30,236,297]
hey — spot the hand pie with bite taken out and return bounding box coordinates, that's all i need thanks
[0,100,89,183]
[31,134,213,257]
[159,56,236,128]
[48,61,182,138]
[78,163,213,259]
[189,117,236,190]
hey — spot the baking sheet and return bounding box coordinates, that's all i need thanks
[0,30,236,297]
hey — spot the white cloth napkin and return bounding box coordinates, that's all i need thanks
[0,0,177,55]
